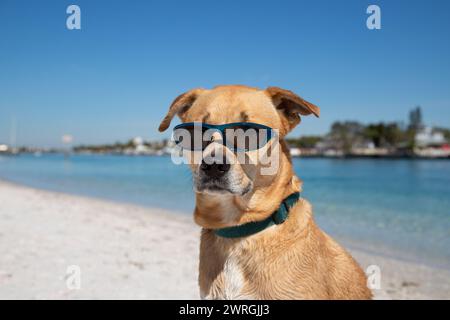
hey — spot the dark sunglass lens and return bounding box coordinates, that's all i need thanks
[225,125,270,151]
[174,125,205,150]
[202,127,224,150]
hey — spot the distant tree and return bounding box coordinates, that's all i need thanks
[444,130,450,143]
[364,124,382,147]
[384,123,404,147]
[364,122,403,148]
[125,139,135,148]
[328,121,365,154]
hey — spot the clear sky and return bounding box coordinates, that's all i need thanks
[1,0,449,147]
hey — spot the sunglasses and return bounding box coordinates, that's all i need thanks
[172,122,276,152]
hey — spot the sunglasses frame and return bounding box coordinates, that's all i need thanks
[173,122,276,152]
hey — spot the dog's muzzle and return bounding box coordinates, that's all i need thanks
[200,159,230,179]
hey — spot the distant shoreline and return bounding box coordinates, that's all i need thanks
[2,152,450,160]
[297,154,450,160]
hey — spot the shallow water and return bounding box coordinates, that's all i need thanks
[0,154,449,268]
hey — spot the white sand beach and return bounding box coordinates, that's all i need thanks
[0,179,449,300]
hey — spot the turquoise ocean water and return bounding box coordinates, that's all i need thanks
[0,154,449,268]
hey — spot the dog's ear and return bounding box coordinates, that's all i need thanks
[265,87,320,135]
[158,88,205,132]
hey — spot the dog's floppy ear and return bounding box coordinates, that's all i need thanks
[265,86,320,135]
[158,88,205,132]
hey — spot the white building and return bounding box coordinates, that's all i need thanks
[415,127,446,147]
[290,148,301,157]
[132,136,144,146]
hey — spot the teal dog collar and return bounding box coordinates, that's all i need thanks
[214,192,301,239]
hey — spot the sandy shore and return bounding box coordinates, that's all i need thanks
[0,180,449,299]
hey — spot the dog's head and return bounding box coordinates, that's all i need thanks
[159,85,319,224]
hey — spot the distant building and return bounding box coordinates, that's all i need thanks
[290,148,301,157]
[127,136,152,155]
[353,141,375,150]
[132,136,144,146]
[0,144,9,153]
[415,127,446,147]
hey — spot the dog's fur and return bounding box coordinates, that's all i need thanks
[159,85,372,299]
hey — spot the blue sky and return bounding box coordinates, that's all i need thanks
[1,0,449,147]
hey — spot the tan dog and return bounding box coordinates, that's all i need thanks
[159,85,372,299]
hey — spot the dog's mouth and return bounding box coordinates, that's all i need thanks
[196,179,233,194]
[195,179,252,196]
[199,185,231,194]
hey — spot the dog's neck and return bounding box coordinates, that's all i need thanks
[194,148,301,229]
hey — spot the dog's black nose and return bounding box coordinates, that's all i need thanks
[200,160,230,179]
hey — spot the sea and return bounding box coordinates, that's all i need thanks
[0,154,449,269]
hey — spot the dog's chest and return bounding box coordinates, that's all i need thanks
[202,256,254,300]
[221,257,245,299]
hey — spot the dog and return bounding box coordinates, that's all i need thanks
[159,85,372,299]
